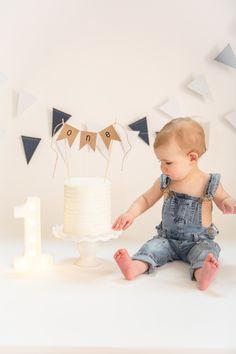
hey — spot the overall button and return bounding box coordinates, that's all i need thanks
[207,227,213,235]
[168,191,175,197]
[193,234,200,242]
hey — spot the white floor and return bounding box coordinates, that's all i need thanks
[0,234,236,354]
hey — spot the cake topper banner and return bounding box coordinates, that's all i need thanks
[56,123,121,151]
[99,125,121,148]
[57,123,79,147]
[80,131,97,151]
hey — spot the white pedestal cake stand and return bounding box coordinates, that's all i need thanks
[52,225,122,267]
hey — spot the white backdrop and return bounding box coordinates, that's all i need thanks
[0,0,236,242]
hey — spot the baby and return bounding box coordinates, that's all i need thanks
[112,117,236,290]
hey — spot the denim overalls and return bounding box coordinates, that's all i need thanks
[132,173,221,279]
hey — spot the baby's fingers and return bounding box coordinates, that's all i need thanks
[112,218,122,230]
[123,220,132,230]
[115,218,127,230]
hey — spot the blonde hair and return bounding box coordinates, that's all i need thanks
[154,117,206,157]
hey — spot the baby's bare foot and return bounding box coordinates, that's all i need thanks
[196,253,219,290]
[114,249,137,280]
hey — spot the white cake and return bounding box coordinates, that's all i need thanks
[63,177,111,236]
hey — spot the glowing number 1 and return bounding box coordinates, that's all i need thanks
[14,197,42,258]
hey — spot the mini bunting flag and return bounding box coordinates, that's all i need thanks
[187,74,211,99]
[86,122,109,159]
[56,123,79,147]
[128,117,150,145]
[17,90,38,116]
[214,44,236,70]
[99,125,121,149]
[21,136,41,164]
[52,108,72,136]
[80,131,97,151]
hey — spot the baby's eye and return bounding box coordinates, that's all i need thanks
[166,162,173,165]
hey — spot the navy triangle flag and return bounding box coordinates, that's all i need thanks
[52,108,72,136]
[128,117,149,145]
[21,136,41,164]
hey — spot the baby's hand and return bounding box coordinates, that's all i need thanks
[112,213,134,231]
[221,197,236,214]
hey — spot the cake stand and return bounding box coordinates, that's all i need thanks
[52,225,122,267]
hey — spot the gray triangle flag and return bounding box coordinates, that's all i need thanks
[214,44,236,69]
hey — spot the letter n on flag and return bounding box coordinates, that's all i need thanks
[79,131,97,151]
[99,125,121,149]
[56,123,79,147]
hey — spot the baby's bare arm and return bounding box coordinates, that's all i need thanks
[127,177,163,217]
[112,178,163,230]
[213,183,236,214]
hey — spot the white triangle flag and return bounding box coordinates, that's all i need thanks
[225,111,236,129]
[159,98,181,118]
[187,74,211,98]
[17,90,38,116]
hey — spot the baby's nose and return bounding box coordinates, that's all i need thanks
[161,163,168,173]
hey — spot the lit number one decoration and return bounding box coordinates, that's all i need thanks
[14,197,53,271]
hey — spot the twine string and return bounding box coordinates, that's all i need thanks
[50,119,70,178]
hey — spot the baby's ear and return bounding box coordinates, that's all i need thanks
[188,152,198,162]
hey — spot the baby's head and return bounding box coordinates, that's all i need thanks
[154,117,206,180]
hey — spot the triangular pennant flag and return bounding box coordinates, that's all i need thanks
[86,122,109,159]
[214,44,236,69]
[225,111,236,130]
[159,98,181,118]
[56,123,79,147]
[79,131,97,151]
[52,108,72,136]
[187,74,211,98]
[17,90,38,116]
[21,136,41,164]
[99,125,121,149]
[128,117,149,145]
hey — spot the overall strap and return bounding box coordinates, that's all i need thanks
[160,174,171,190]
[204,173,221,200]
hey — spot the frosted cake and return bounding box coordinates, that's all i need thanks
[63,177,111,236]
